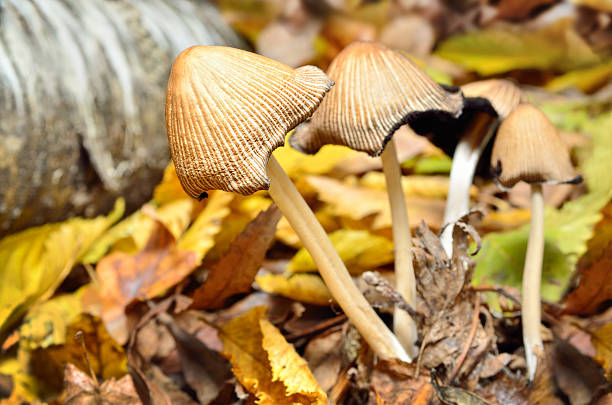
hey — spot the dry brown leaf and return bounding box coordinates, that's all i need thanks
[563,240,612,315]
[83,222,198,344]
[304,330,344,392]
[191,205,281,310]
[495,0,558,20]
[157,313,231,405]
[63,363,141,405]
[219,306,327,405]
[368,360,432,405]
[306,175,445,231]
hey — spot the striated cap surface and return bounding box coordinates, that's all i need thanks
[491,104,581,188]
[289,41,463,157]
[165,46,333,197]
[461,79,526,120]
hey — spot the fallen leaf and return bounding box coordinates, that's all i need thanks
[63,363,140,405]
[495,0,558,21]
[563,241,612,315]
[219,306,327,405]
[256,273,333,306]
[369,360,432,405]
[153,162,192,206]
[157,313,231,405]
[191,205,281,309]
[359,172,477,200]
[177,190,234,264]
[0,199,124,345]
[546,59,612,92]
[436,19,600,75]
[306,175,445,230]
[304,330,344,392]
[593,323,612,381]
[273,142,358,179]
[84,222,198,344]
[288,229,394,274]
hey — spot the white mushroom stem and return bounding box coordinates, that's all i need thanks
[523,183,545,382]
[380,138,418,359]
[440,115,496,257]
[266,155,410,362]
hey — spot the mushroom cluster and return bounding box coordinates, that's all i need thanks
[164,42,581,381]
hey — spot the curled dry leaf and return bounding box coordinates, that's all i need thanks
[63,363,140,405]
[191,205,281,309]
[219,306,327,405]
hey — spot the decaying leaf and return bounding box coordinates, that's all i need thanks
[83,223,198,344]
[304,330,344,392]
[369,360,432,405]
[564,241,612,314]
[219,306,327,405]
[288,229,394,274]
[191,205,281,309]
[256,273,333,306]
[0,199,124,345]
[63,363,140,405]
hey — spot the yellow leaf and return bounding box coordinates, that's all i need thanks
[273,141,358,178]
[436,19,599,75]
[256,273,333,306]
[0,356,37,404]
[149,199,194,240]
[593,323,612,381]
[288,229,394,274]
[178,190,234,264]
[306,175,445,231]
[0,200,124,344]
[546,59,612,93]
[19,292,84,350]
[220,307,327,405]
[359,171,477,200]
[153,162,191,205]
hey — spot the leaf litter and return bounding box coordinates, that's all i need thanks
[1,2,612,404]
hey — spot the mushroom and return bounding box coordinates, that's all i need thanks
[290,41,464,358]
[436,79,526,256]
[165,45,409,361]
[490,104,581,381]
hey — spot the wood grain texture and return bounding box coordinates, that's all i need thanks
[165,46,333,197]
[491,104,580,187]
[289,41,464,157]
[461,79,526,119]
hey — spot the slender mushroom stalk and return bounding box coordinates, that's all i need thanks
[166,45,409,361]
[523,183,544,379]
[381,138,417,358]
[491,104,581,381]
[290,41,464,357]
[438,80,525,257]
[267,156,408,360]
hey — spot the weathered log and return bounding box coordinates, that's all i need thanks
[0,0,245,236]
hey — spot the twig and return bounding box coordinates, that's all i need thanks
[449,292,481,383]
[469,284,520,306]
[361,271,422,321]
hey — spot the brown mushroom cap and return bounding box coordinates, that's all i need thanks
[289,41,463,157]
[165,46,333,197]
[491,104,581,188]
[461,79,526,120]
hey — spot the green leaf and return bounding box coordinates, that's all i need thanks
[436,19,599,75]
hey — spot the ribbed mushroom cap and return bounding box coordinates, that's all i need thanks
[289,41,464,157]
[165,46,333,198]
[461,79,526,120]
[491,104,581,188]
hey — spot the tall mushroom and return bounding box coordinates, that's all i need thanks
[436,79,526,256]
[165,46,409,361]
[490,104,581,381]
[289,41,464,358]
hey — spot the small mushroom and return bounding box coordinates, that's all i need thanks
[490,104,581,381]
[290,41,464,358]
[166,46,409,361]
[438,79,526,256]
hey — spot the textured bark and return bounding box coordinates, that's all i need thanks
[0,0,245,236]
